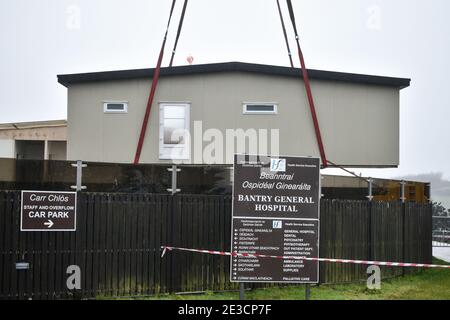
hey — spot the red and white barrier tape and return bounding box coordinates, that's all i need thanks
[161,246,450,269]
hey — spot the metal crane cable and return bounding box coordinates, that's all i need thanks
[276,0,294,68]
[169,0,189,67]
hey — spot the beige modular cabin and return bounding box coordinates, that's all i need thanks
[58,62,410,167]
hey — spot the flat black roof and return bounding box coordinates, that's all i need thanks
[57,61,410,89]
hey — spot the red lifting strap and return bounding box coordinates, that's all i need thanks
[286,0,328,168]
[134,0,177,164]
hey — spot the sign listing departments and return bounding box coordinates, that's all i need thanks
[231,219,318,282]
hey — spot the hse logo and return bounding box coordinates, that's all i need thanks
[273,220,282,229]
[270,158,286,172]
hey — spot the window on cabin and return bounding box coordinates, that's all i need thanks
[159,103,190,160]
[243,103,278,115]
[104,102,128,113]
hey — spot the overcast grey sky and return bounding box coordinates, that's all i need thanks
[1,0,450,184]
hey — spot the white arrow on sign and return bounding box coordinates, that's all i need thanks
[44,220,54,228]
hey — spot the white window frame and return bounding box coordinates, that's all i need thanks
[103,101,128,114]
[243,103,278,115]
[159,102,190,160]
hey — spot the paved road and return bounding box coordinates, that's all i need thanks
[433,246,450,263]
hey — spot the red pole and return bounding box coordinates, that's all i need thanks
[295,42,328,168]
[286,0,328,168]
[134,47,166,164]
[134,1,176,164]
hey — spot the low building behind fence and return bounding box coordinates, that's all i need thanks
[0,158,431,202]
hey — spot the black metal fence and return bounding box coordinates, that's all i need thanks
[0,191,432,300]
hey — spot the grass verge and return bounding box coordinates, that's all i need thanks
[137,258,450,300]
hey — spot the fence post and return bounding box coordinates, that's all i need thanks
[167,164,181,291]
[400,181,407,275]
[71,160,87,191]
[170,186,182,293]
[400,181,406,204]
[367,178,374,261]
[367,178,373,202]
[167,165,181,195]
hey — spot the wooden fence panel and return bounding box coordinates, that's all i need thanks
[319,200,371,284]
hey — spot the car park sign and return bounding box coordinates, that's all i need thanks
[21,191,77,231]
